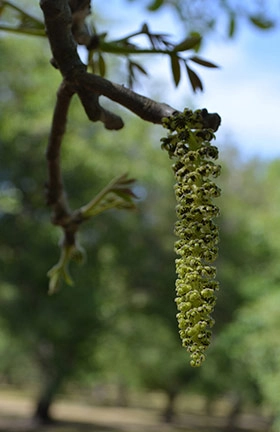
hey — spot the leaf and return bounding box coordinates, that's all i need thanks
[170,54,181,87]
[80,174,137,218]
[112,188,138,200]
[228,13,236,37]
[115,174,136,186]
[249,15,275,30]
[130,61,148,76]
[3,1,44,28]
[174,34,201,52]
[189,56,219,68]
[186,65,203,92]
[148,0,164,11]
[98,52,106,77]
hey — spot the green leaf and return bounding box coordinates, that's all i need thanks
[112,188,138,200]
[186,65,203,92]
[174,34,201,52]
[170,54,181,87]
[249,15,275,30]
[148,0,164,11]
[80,174,137,218]
[189,56,219,68]
[228,13,236,37]
[130,61,148,76]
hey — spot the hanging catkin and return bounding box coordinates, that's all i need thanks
[161,108,221,367]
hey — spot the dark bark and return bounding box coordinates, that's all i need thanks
[33,374,62,423]
[40,0,177,127]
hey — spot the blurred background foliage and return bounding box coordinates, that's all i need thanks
[1,0,280,430]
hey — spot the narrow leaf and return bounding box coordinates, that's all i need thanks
[228,13,236,37]
[186,65,203,92]
[174,34,201,52]
[115,174,136,185]
[249,15,275,29]
[189,56,219,68]
[112,188,138,199]
[170,54,181,87]
[131,62,148,76]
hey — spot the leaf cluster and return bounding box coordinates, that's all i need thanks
[0,2,218,92]
[89,22,218,90]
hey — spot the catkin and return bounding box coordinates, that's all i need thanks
[161,108,221,367]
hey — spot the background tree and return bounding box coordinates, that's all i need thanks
[1,0,280,429]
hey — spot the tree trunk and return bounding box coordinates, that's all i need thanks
[33,374,62,424]
[163,389,178,423]
[224,395,242,432]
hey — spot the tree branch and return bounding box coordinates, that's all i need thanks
[40,0,86,77]
[75,73,177,124]
[40,0,177,127]
[45,80,74,224]
[40,0,221,290]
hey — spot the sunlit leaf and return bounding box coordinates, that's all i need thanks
[189,56,219,68]
[249,15,275,30]
[170,54,181,87]
[186,65,203,92]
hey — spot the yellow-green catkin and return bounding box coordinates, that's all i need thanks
[161,108,221,367]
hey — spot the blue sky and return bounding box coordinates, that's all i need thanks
[95,1,280,160]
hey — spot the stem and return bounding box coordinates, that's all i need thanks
[100,42,173,56]
[0,25,45,37]
[45,80,75,231]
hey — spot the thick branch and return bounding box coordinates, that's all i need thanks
[76,73,177,124]
[40,0,86,77]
